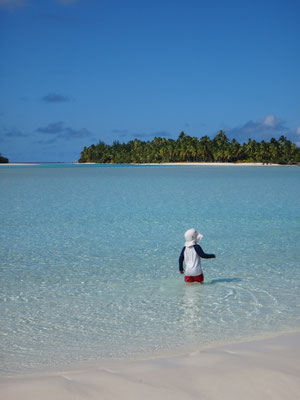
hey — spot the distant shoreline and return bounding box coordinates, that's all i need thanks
[79,161,298,166]
[1,162,299,167]
[134,162,282,166]
[0,163,40,166]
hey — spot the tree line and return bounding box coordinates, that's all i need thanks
[0,154,9,163]
[79,131,300,164]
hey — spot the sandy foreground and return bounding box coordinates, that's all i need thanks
[1,332,299,400]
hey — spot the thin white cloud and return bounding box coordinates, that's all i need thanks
[296,126,300,147]
[36,121,91,142]
[42,93,70,103]
[227,114,287,142]
[0,0,26,11]
[112,129,129,134]
[36,121,65,134]
[56,0,80,5]
[133,131,172,139]
[5,130,29,138]
[263,114,281,128]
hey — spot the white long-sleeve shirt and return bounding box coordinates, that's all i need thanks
[179,244,215,276]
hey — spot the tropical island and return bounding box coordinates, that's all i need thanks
[0,153,9,163]
[79,131,300,164]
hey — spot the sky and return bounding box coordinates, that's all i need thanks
[0,0,300,162]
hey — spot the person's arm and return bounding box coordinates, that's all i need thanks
[179,247,185,273]
[194,244,216,259]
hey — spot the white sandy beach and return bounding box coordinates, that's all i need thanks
[137,162,282,166]
[1,332,299,400]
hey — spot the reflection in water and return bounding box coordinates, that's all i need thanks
[178,284,205,343]
[177,277,242,344]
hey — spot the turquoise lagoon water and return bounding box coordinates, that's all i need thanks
[0,164,300,375]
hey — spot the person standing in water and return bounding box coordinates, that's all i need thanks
[179,228,216,283]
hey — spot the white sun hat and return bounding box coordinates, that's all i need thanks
[184,228,203,247]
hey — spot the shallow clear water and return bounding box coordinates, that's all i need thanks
[1,164,300,375]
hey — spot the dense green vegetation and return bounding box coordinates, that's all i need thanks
[79,131,300,164]
[0,154,9,163]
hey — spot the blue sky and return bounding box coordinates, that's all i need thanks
[1,0,300,162]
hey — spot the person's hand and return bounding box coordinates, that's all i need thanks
[180,270,184,274]
[213,254,216,258]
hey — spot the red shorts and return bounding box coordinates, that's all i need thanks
[185,274,204,283]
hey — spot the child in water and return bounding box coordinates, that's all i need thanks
[179,228,216,283]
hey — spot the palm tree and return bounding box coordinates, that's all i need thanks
[78,131,299,164]
[199,135,213,161]
[212,130,229,161]
[269,138,282,162]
